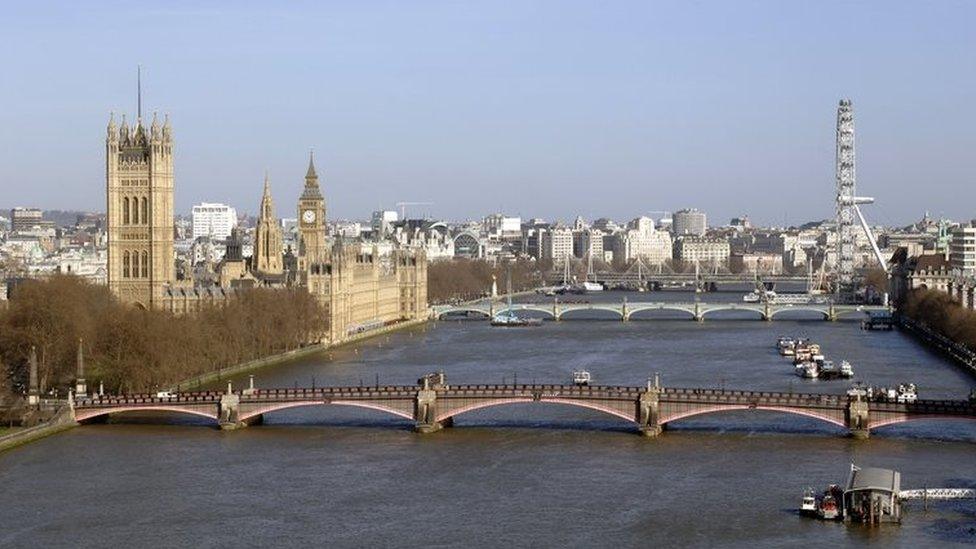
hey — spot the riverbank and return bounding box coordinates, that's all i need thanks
[898,315,976,378]
[167,316,431,390]
[0,407,77,454]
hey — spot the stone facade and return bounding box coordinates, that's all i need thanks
[105,113,175,308]
[253,175,284,276]
[105,111,427,342]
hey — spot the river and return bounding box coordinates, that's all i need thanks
[1,290,975,547]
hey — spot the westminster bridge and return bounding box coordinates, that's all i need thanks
[433,299,889,322]
[71,374,976,439]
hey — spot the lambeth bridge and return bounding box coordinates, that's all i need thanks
[433,299,889,322]
[72,373,976,439]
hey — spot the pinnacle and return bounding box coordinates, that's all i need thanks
[305,150,317,180]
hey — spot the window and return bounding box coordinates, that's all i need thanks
[131,196,139,225]
[141,251,149,278]
[123,251,130,278]
[132,250,139,278]
[123,198,130,224]
[141,197,148,225]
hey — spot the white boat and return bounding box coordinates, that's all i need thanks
[896,383,918,403]
[573,370,591,386]
[800,488,818,516]
[839,361,854,378]
[797,362,819,379]
[743,289,776,303]
[577,281,604,293]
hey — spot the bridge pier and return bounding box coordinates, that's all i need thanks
[846,399,870,439]
[827,304,838,322]
[218,389,244,430]
[621,298,628,322]
[415,373,450,434]
[637,382,662,437]
[693,303,704,322]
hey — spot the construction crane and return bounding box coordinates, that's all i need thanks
[395,201,434,220]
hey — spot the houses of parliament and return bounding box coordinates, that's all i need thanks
[105,111,427,344]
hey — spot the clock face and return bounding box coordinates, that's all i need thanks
[302,209,316,223]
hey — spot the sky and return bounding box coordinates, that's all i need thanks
[1,1,974,226]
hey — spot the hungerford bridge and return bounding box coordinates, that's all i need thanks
[72,373,976,439]
[433,298,888,322]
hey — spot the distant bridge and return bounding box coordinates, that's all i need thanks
[72,374,976,439]
[544,271,810,288]
[433,299,889,322]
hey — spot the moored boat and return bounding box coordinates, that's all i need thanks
[800,488,818,516]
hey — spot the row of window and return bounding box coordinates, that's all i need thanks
[121,196,149,225]
[122,250,150,279]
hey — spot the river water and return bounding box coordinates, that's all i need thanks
[2,290,975,547]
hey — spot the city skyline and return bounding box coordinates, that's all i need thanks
[2,2,974,225]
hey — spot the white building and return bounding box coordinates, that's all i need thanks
[191,203,238,240]
[610,217,672,265]
[484,214,522,241]
[951,225,976,275]
[542,226,574,263]
[674,236,730,266]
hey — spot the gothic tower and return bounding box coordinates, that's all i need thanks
[297,151,328,267]
[106,112,175,308]
[253,173,284,275]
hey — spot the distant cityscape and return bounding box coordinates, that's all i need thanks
[1,200,972,298]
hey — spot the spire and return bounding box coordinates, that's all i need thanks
[300,149,323,200]
[76,338,85,378]
[305,149,317,181]
[137,64,143,122]
[28,345,39,405]
[162,113,172,141]
[260,171,275,219]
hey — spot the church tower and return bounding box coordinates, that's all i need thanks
[106,111,175,308]
[297,151,328,267]
[253,173,283,275]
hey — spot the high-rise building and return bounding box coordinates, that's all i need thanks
[253,174,283,275]
[191,203,237,240]
[950,225,976,275]
[10,208,48,232]
[106,112,175,308]
[672,209,707,236]
[542,226,574,263]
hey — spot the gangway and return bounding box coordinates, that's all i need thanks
[899,488,976,501]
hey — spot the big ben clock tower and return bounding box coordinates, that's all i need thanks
[297,151,327,266]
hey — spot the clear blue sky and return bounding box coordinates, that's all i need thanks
[1,1,973,226]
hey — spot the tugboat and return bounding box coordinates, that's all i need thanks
[818,486,842,520]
